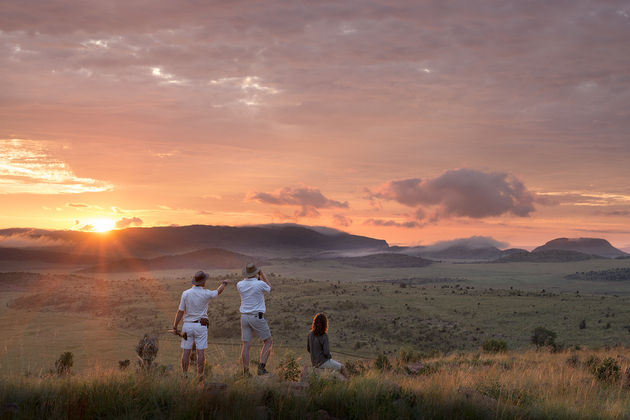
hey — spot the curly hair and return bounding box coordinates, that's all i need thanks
[311,313,328,336]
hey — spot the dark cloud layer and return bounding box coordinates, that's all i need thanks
[249,186,348,218]
[364,218,420,229]
[369,169,536,221]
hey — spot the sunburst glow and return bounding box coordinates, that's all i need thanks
[91,219,116,233]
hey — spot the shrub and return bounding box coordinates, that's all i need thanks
[531,327,557,348]
[397,347,423,364]
[135,334,159,370]
[593,358,621,384]
[118,360,131,370]
[277,352,301,382]
[54,351,73,376]
[482,339,507,353]
[344,360,371,376]
[579,319,586,329]
[374,353,392,371]
[566,354,580,368]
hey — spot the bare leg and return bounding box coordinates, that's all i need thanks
[340,365,349,379]
[260,336,273,365]
[197,349,205,378]
[241,340,252,372]
[181,349,192,374]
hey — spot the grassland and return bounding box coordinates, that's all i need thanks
[2,259,630,417]
[1,258,630,375]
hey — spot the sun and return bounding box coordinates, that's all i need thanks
[91,218,116,233]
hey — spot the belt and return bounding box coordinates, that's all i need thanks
[243,312,265,318]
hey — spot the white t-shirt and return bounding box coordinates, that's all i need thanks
[178,286,219,322]
[237,277,271,314]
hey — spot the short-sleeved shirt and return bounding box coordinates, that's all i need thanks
[178,286,218,322]
[307,332,331,367]
[237,277,271,313]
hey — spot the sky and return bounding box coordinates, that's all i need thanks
[1,0,629,249]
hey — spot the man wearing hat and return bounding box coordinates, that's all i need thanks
[238,262,273,375]
[172,270,228,379]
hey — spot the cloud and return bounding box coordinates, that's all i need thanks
[78,224,95,232]
[115,216,143,228]
[536,192,630,207]
[422,236,509,252]
[249,185,348,218]
[364,218,420,229]
[332,214,352,227]
[0,139,113,194]
[368,169,535,221]
[66,203,89,208]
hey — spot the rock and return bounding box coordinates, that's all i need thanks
[300,366,313,382]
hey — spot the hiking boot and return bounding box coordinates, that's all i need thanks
[241,369,252,378]
[257,365,269,376]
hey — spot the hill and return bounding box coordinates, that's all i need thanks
[0,247,103,266]
[533,238,628,259]
[79,248,254,273]
[0,225,388,259]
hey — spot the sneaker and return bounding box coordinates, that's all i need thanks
[257,365,269,376]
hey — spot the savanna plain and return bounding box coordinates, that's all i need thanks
[2,259,630,419]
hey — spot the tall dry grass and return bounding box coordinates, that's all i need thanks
[1,347,629,419]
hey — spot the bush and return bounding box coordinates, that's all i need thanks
[531,327,557,348]
[277,352,301,382]
[566,354,580,368]
[135,334,159,370]
[374,353,392,371]
[593,358,621,384]
[54,352,73,376]
[344,360,371,376]
[482,339,507,353]
[397,347,423,364]
[579,320,586,329]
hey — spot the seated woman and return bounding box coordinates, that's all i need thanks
[307,313,348,377]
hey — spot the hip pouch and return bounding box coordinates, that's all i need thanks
[200,318,209,326]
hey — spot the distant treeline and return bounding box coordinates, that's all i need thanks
[565,268,630,282]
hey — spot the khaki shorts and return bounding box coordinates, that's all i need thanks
[240,314,271,342]
[181,322,208,350]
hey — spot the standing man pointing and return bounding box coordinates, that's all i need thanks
[238,263,273,376]
[173,270,228,380]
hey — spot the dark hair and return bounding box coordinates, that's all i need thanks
[311,313,328,336]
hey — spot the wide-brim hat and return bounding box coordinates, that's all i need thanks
[192,270,209,285]
[242,263,260,277]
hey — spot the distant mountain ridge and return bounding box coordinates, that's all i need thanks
[0,225,388,259]
[533,238,628,259]
[79,248,254,273]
